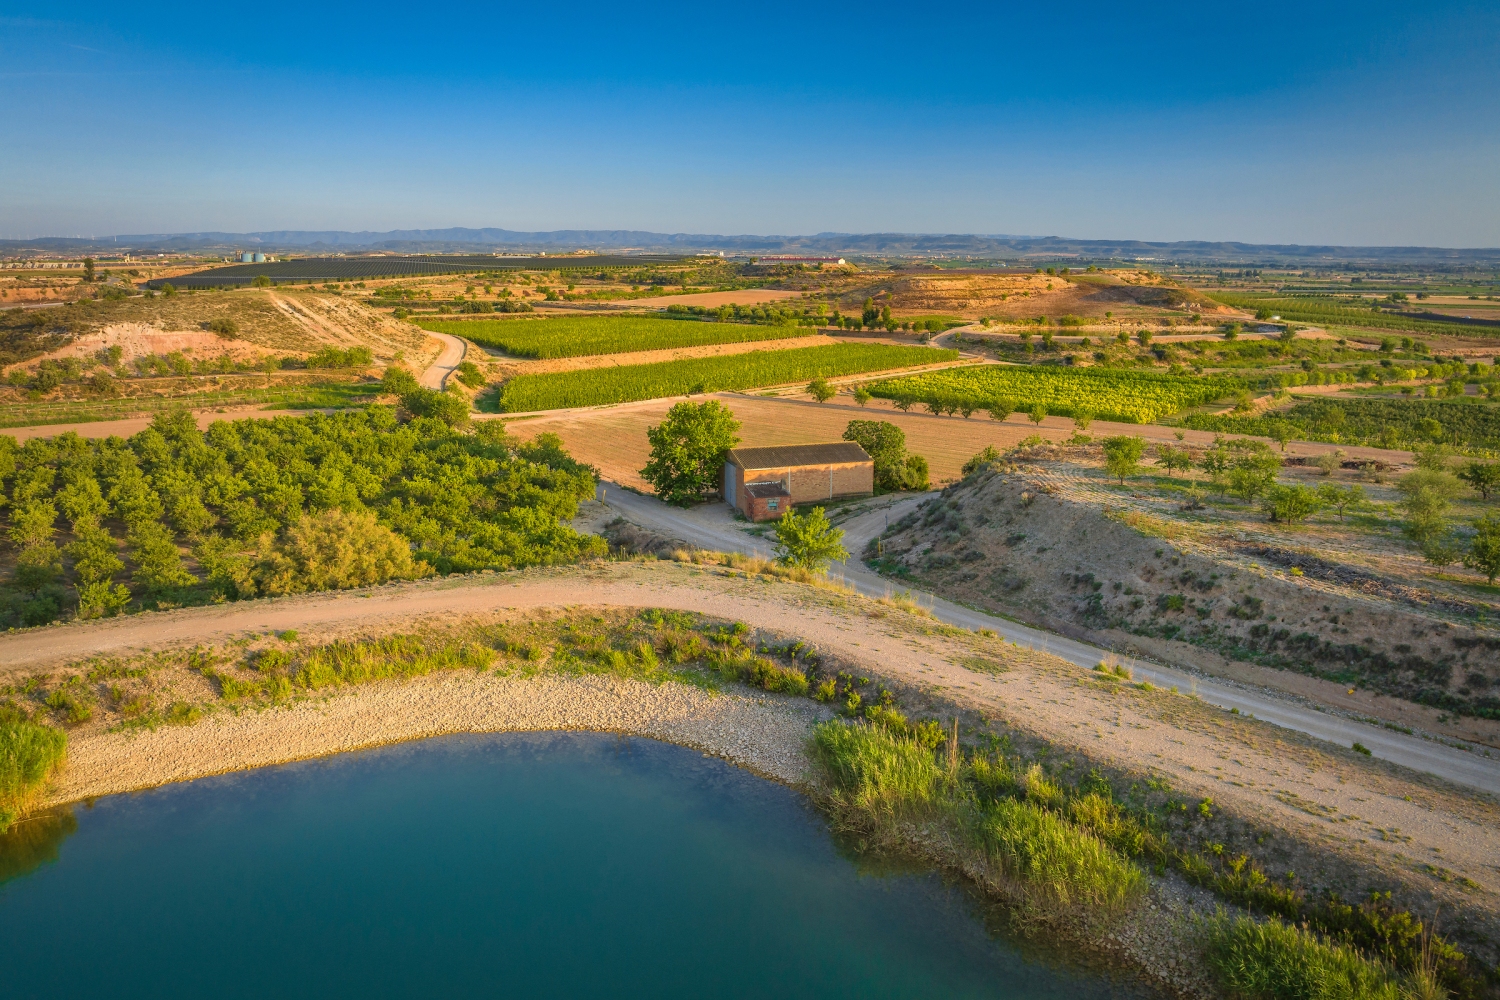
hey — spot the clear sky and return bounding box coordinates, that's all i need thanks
[2,1,1497,246]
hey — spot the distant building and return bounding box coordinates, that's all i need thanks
[756,255,846,266]
[723,442,873,522]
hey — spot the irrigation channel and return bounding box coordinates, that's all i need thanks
[0,733,1158,999]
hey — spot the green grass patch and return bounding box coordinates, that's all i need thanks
[1203,913,1404,1000]
[498,343,954,412]
[417,315,819,359]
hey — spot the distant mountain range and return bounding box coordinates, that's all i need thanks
[3,228,1498,265]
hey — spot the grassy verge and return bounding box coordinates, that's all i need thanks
[0,702,67,834]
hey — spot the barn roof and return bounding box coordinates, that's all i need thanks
[727,442,871,469]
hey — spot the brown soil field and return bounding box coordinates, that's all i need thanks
[496,392,1405,490]
[0,404,305,444]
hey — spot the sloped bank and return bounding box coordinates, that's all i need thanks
[867,462,1500,738]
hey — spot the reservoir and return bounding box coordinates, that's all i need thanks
[0,732,1157,998]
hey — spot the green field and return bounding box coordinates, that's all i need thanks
[417,315,819,359]
[497,343,955,412]
[869,365,1245,424]
[1207,293,1496,338]
[1183,396,1500,449]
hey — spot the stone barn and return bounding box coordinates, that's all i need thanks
[722,443,874,522]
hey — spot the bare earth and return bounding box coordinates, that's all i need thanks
[7,561,1497,937]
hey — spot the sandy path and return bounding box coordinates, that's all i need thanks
[420,332,467,389]
[7,563,1499,913]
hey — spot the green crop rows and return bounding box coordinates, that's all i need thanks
[417,315,818,359]
[498,343,955,412]
[1183,397,1500,450]
[870,365,1244,424]
[1207,293,1495,338]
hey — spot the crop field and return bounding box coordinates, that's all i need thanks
[417,315,818,359]
[1207,293,1496,338]
[869,365,1245,423]
[1184,396,1500,450]
[146,254,685,289]
[497,343,955,412]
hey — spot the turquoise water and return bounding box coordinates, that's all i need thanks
[0,733,1157,999]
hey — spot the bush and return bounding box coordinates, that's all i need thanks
[205,318,239,337]
[1102,436,1146,483]
[253,508,434,596]
[400,387,470,427]
[454,360,485,388]
[773,506,848,571]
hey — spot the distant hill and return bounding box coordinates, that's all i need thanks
[3,228,1498,266]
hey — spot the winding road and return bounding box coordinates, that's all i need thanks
[596,483,1500,796]
[419,332,467,389]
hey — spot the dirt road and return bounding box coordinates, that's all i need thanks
[420,332,467,389]
[5,562,1497,913]
[593,484,1500,796]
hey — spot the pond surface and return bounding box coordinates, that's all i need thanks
[0,733,1158,999]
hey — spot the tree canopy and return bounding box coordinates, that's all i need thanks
[640,400,741,506]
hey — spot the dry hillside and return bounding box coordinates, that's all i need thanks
[870,449,1500,748]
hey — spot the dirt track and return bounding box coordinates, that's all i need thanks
[6,561,1498,924]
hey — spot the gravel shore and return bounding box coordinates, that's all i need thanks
[43,672,833,807]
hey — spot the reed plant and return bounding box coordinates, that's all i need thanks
[0,704,68,833]
[1203,913,1406,1000]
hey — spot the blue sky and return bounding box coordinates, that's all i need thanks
[2,1,1497,246]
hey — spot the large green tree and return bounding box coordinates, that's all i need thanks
[640,400,741,506]
[843,419,927,492]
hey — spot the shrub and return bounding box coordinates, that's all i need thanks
[253,508,434,596]
[205,317,239,337]
[773,506,848,571]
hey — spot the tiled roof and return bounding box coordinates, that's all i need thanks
[727,442,870,470]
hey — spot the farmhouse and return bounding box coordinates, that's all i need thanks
[723,442,874,522]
